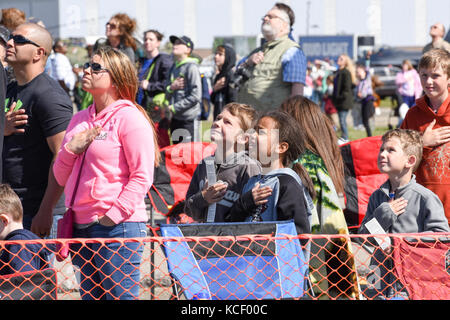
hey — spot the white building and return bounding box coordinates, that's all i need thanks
[1,0,448,49]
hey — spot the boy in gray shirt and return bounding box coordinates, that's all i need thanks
[359,129,449,298]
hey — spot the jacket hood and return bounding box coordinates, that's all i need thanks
[88,99,135,122]
[415,89,450,116]
[175,57,199,68]
[215,44,236,81]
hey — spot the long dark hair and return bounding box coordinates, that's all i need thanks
[280,95,345,194]
[260,110,316,199]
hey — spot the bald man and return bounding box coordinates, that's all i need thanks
[3,23,73,237]
[423,23,450,53]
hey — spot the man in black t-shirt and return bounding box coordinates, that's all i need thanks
[0,64,5,179]
[3,23,73,237]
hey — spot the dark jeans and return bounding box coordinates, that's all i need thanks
[401,95,416,108]
[71,222,147,300]
[170,118,194,144]
[337,110,349,140]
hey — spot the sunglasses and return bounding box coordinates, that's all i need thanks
[9,34,46,54]
[83,62,109,73]
[106,22,117,30]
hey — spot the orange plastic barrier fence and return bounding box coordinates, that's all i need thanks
[0,232,449,300]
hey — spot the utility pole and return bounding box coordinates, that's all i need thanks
[306,0,311,35]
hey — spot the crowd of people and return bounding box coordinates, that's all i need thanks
[0,3,449,301]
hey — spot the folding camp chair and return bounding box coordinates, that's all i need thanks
[340,136,388,228]
[159,220,309,300]
[392,236,450,300]
[0,268,57,300]
[148,142,216,217]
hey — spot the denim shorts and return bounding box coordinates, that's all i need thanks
[71,222,147,300]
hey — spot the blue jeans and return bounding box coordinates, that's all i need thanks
[337,110,349,140]
[71,222,147,300]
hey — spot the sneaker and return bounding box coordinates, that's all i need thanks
[338,137,349,145]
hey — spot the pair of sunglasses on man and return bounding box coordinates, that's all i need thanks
[10,34,109,73]
[8,33,47,55]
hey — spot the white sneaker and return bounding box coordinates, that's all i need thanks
[338,137,349,145]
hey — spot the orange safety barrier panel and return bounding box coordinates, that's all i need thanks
[0,232,449,300]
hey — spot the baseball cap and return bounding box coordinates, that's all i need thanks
[169,35,194,51]
[0,25,10,45]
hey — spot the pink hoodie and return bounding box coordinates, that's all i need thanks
[395,69,422,99]
[53,100,155,225]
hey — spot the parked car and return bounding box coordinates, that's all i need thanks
[369,65,402,101]
[369,47,422,68]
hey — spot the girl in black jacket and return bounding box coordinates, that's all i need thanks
[211,44,238,120]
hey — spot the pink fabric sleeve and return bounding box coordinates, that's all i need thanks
[53,143,78,187]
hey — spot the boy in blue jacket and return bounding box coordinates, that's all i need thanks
[0,184,50,275]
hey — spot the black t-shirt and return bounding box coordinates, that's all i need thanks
[0,65,6,179]
[2,72,73,218]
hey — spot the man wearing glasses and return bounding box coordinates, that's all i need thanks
[3,23,73,238]
[237,2,307,111]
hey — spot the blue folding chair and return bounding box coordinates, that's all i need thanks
[159,220,309,300]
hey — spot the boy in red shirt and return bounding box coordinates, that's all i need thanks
[400,48,450,225]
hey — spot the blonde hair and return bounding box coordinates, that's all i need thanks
[1,8,26,31]
[222,103,258,151]
[223,103,258,132]
[418,48,450,78]
[382,129,423,172]
[402,59,414,71]
[339,54,357,84]
[0,184,23,223]
[94,46,160,166]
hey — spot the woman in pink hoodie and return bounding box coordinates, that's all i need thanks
[53,47,159,300]
[396,59,423,108]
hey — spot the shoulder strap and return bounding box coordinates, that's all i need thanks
[145,59,157,81]
[68,152,86,208]
[205,158,217,223]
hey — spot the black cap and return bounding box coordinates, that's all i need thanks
[169,35,194,51]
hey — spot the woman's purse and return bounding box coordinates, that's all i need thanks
[55,152,87,262]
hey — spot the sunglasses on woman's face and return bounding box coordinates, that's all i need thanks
[106,22,117,30]
[83,62,109,73]
[9,34,47,55]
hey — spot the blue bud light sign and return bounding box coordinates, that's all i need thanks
[299,35,356,62]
